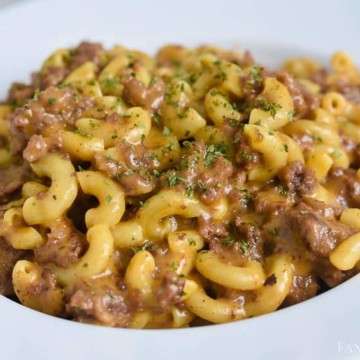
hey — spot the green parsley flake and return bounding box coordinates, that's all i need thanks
[258,100,282,118]
[279,185,287,196]
[197,179,206,191]
[249,66,263,81]
[288,110,296,120]
[204,142,228,168]
[48,97,57,105]
[163,126,171,136]
[124,169,134,176]
[75,128,92,138]
[269,227,280,236]
[139,200,148,209]
[165,171,187,187]
[33,88,40,100]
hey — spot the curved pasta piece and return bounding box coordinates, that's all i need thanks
[60,130,104,161]
[314,108,338,129]
[282,58,320,79]
[306,150,333,182]
[312,144,349,169]
[142,127,181,171]
[76,170,125,228]
[0,118,13,166]
[167,230,204,276]
[185,254,293,323]
[310,184,338,205]
[139,190,228,239]
[52,223,114,285]
[196,251,265,290]
[340,208,360,230]
[330,232,360,271]
[130,312,151,329]
[245,254,293,317]
[0,105,13,118]
[76,107,151,147]
[170,306,195,328]
[112,191,228,249]
[199,55,243,97]
[331,51,356,73]
[81,80,103,98]
[243,124,288,181]
[64,61,97,84]
[42,48,70,69]
[22,154,78,226]
[12,260,64,315]
[125,250,155,299]
[322,91,348,116]
[111,221,144,248]
[284,120,340,147]
[112,190,204,248]
[339,121,360,143]
[21,181,48,198]
[184,276,247,323]
[204,88,241,126]
[99,54,129,79]
[163,106,206,140]
[83,96,127,119]
[278,133,305,164]
[0,148,12,167]
[249,77,294,129]
[2,208,44,250]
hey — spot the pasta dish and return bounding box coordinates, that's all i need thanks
[0,42,359,328]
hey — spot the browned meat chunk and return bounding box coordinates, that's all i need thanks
[9,86,94,154]
[6,83,35,106]
[284,274,319,305]
[277,70,320,117]
[326,167,360,208]
[234,220,263,261]
[197,215,228,243]
[69,41,104,70]
[23,133,63,163]
[234,130,262,170]
[95,141,155,197]
[35,218,87,268]
[315,258,354,287]
[288,201,356,257]
[67,279,131,327]
[0,162,31,203]
[32,66,69,90]
[24,268,58,296]
[161,141,233,205]
[0,237,28,295]
[278,160,317,197]
[123,76,165,111]
[327,76,360,105]
[157,272,185,309]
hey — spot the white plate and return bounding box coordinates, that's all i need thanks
[0,0,360,359]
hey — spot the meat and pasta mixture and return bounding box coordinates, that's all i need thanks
[0,42,360,328]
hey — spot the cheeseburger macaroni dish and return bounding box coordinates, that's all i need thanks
[0,42,359,328]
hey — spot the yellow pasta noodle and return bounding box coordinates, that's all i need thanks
[22,154,78,226]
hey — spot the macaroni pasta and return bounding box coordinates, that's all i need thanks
[0,42,359,328]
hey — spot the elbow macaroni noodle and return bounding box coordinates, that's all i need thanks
[0,42,359,329]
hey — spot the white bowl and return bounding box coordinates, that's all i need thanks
[0,0,359,359]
